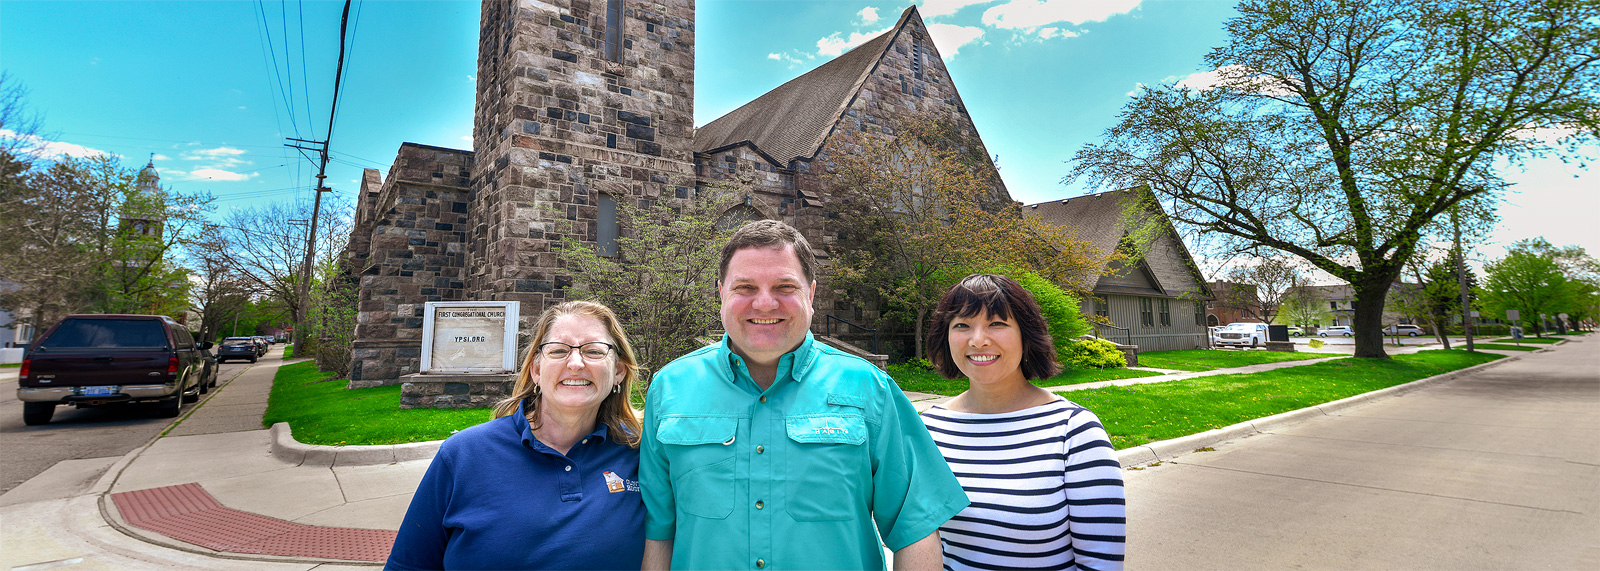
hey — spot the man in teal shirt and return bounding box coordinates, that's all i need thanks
[641,220,969,570]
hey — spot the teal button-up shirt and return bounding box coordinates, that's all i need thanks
[642,333,969,570]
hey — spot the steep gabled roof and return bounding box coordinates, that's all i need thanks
[1024,187,1214,299]
[695,7,919,164]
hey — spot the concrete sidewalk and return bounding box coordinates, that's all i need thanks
[1123,336,1598,569]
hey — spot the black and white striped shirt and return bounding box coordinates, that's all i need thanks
[922,399,1125,571]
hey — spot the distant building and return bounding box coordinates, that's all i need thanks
[1206,281,1261,326]
[1024,188,1214,351]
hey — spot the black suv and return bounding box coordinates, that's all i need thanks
[218,337,261,363]
[17,314,214,425]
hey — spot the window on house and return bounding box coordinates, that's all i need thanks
[1194,301,1205,326]
[1330,300,1338,310]
[911,39,923,79]
[598,194,618,257]
[604,0,623,64]
[1094,297,1109,322]
[1159,298,1171,326]
[1140,298,1154,327]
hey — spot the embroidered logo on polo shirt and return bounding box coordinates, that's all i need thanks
[604,471,640,493]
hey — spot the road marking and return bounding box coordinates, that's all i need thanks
[11,557,85,571]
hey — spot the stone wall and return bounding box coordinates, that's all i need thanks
[468,0,697,333]
[399,374,515,409]
[347,143,474,384]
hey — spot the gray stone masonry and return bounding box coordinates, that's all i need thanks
[399,373,515,409]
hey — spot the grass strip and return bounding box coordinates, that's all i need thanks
[282,344,295,359]
[1455,343,1541,351]
[1064,350,1503,450]
[264,361,492,445]
[891,366,1161,396]
[1488,337,1560,344]
[0,363,19,368]
[1136,349,1342,372]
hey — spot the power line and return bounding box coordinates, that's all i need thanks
[254,0,299,137]
[297,0,315,139]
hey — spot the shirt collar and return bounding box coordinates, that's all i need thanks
[721,332,818,384]
[515,399,610,449]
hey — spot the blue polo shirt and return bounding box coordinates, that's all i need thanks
[387,401,645,570]
[641,333,969,570]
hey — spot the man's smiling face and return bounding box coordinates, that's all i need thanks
[718,244,816,367]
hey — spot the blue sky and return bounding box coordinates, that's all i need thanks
[3,0,1594,274]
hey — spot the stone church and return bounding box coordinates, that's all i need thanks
[342,2,1005,385]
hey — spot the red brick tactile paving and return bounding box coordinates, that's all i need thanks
[111,483,396,562]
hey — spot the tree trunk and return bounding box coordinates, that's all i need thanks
[1429,311,1450,350]
[1350,280,1391,359]
[914,308,927,360]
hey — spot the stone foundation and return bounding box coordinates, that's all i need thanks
[1264,340,1296,353]
[1116,344,1139,367]
[399,373,515,409]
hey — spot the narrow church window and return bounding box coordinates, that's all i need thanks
[1194,300,1205,326]
[1140,298,1154,327]
[605,0,623,64]
[598,194,619,257]
[1094,297,1109,319]
[1159,298,1171,326]
[911,40,925,80]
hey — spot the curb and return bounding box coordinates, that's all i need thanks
[269,422,442,467]
[1115,351,1524,468]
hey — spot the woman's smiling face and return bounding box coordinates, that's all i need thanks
[946,310,1028,388]
[534,314,623,418]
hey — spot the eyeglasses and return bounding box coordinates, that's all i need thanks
[537,341,616,362]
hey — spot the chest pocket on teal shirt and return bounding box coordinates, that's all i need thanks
[658,416,738,520]
[785,414,868,521]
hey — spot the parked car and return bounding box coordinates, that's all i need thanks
[17,314,213,425]
[250,337,268,356]
[255,335,275,346]
[1320,326,1354,337]
[217,337,260,363]
[1207,326,1223,345]
[1285,325,1306,337]
[1215,322,1268,348]
[1385,324,1425,337]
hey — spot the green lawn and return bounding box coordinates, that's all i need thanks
[282,344,295,358]
[1455,343,1542,351]
[890,366,1161,396]
[1,363,19,368]
[1065,350,1504,450]
[1489,337,1560,344]
[264,361,493,445]
[1136,349,1342,372]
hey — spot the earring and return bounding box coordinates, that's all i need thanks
[612,384,621,394]
[532,385,541,397]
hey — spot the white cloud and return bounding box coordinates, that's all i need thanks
[190,146,247,157]
[1175,65,1296,96]
[186,168,256,182]
[927,23,985,58]
[152,154,172,161]
[919,0,997,20]
[981,0,1142,30]
[769,51,807,67]
[858,7,880,24]
[460,135,473,143]
[768,53,782,60]
[1126,83,1146,97]
[817,26,892,57]
[1036,26,1076,40]
[0,129,111,159]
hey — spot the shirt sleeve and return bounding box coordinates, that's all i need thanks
[868,370,971,551]
[386,444,456,570]
[1062,408,1126,571]
[640,378,677,541]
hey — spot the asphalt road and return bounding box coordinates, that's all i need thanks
[0,350,274,495]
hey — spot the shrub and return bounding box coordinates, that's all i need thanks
[982,266,1090,361]
[1063,337,1126,369]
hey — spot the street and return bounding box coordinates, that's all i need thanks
[0,351,272,496]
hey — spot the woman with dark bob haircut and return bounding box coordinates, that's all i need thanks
[920,274,1125,570]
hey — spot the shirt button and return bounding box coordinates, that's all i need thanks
[756,445,764,454]
[564,465,572,472]
[755,500,764,509]
[581,439,588,445]
[756,559,766,568]
[759,396,767,403]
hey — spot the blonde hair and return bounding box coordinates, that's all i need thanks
[492,300,642,448]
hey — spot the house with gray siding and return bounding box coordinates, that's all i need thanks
[1025,188,1214,352]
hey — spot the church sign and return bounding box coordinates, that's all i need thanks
[420,301,520,374]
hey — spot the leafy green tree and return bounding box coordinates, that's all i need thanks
[827,114,1105,358]
[557,184,736,377]
[1069,0,1600,358]
[1280,286,1334,329]
[1480,239,1573,336]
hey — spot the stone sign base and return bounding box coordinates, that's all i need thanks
[1116,344,1139,367]
[1264,340,1296,353]
[399,373,515,409]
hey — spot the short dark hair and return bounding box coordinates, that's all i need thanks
[927,274,1061,380]
[719,219,818,284]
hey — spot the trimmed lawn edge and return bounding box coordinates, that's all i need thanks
[1115,351,1519,469]
[268,422,443,467]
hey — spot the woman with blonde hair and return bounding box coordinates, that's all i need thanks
[388,300,646,570]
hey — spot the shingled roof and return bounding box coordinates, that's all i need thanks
[1024,187,1213,299]
[694,7,918,164]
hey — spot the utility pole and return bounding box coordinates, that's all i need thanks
[1453,208,1475,352]
[283,0,352,351]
